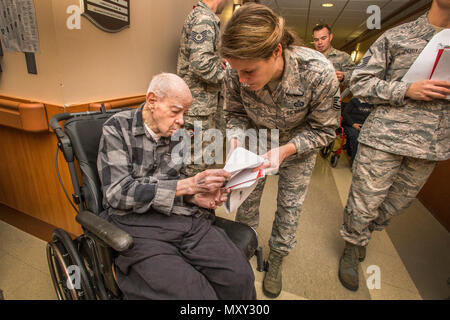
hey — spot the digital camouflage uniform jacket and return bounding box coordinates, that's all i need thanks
[225,46,341,155]
[350,14,449,161]
[177,1,224,116]
[325,46,355,88]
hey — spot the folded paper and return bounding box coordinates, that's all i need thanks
[223,147,266,213]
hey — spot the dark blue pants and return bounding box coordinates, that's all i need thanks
[109,212,256,300]
[344,125,360,161]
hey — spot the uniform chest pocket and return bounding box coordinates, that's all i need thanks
[389,40,424,72]
[283,94,308,117]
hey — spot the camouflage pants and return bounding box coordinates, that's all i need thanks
[183,114,217,177]
[340,143,437,247]
[236,150,317,256]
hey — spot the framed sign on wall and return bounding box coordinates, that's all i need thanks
[81,0,130,33]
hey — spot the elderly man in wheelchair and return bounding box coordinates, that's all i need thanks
[47,73,258,300]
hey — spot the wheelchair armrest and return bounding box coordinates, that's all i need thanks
[213,216,258,259]
[76,210,134,252]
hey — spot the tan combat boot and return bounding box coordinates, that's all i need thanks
[338,241,360,291]
[263,250,284,298]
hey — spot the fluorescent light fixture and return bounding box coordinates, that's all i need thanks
[321,3,334,7]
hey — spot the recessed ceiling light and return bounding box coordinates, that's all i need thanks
[322,3,334,7]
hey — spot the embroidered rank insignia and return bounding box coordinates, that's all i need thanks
[355,55,371,69]
[192,30,208,44]
[333,96,341,110]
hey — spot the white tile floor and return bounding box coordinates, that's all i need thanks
[0,152,449,300]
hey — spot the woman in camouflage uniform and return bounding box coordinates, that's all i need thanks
[338,0,450,292]
[219,3,340,298]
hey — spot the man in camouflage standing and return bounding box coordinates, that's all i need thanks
[339,0,450,291]
[313,24,355,89]
[177,0,229,177]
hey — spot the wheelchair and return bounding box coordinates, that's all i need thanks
[46,106,263,300]
[320,115,346,168]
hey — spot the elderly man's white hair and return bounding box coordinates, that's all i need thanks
[146,73,191,103]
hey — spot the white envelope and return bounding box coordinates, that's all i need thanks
[224,181,259,214]
[224,147,264,174]
[223,148,266,214]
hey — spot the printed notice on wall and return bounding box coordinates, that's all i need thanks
[0,0,40,53]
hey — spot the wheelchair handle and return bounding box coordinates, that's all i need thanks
[49,113,75,162]
[49,113,73,138]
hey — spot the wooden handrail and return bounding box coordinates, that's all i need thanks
[0,97,48,132]
[89,96,145,111]
[0,94,145,132]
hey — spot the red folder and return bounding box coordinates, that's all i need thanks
[429,47,449,79]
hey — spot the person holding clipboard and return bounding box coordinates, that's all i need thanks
[338,0,450,291]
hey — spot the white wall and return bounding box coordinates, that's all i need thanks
[0,0,197,105]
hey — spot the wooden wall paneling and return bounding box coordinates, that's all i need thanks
[0,125,83,235]
[0,94,144,236]
[418,159,450,232]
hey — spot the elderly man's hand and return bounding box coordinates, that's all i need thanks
[191,169,231,194]
[177,169,231,197]
[192,189,230,210]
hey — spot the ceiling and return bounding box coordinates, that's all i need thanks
[254,0,432,50]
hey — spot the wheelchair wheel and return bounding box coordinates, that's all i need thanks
[330,153,340,168]
[46,228,96,300]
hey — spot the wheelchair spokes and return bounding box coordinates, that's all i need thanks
[46,241,82,300]
[46,228,96,300]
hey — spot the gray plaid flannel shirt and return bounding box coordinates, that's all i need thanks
[97,104,203,217]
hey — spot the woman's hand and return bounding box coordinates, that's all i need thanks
[252,143,297,174]
[405,80,450,101]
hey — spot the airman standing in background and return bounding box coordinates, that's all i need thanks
[177,0,229,176]
[313,24,355,89]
